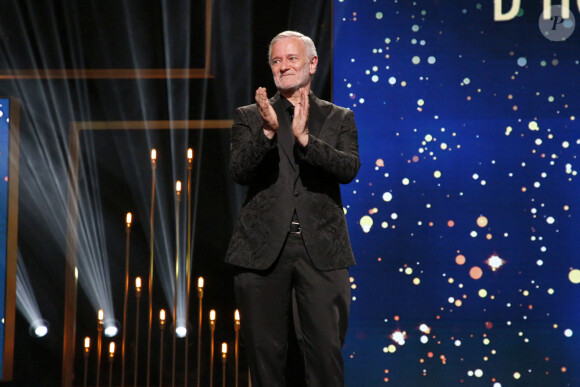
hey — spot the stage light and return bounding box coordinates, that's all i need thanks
[104,324,118,338]
[176,326,187,338]
[31,319,49,337]
[17,255,50,339]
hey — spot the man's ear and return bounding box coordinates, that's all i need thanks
[309,56,319,75]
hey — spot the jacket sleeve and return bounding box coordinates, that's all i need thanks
[229,106,278,185]
[298,109,361,184]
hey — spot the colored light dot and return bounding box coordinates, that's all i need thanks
[469,266,483,280]
[476,216,488,227]
[478,289,488,298]
[456,254,466,265]
[569,269,580,284]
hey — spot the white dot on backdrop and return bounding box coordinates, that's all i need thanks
[382,192,393,202]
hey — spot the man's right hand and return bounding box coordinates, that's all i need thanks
[256,87,278,139]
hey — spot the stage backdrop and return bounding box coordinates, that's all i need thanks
[333,2,580,386]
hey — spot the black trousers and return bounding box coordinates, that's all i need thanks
[234,233,351,387]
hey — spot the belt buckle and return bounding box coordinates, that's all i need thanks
[289,221,301,234]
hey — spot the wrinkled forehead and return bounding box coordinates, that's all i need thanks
[270,37,307,60]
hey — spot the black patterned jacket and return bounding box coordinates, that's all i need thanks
[225,92,360,271]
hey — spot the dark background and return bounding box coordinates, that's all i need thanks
[0,0,333,385]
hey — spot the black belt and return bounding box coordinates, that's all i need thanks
[289,221,301,234]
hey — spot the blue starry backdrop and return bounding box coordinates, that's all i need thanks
[333,1,580,386]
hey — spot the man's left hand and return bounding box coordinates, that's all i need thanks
[292,88,309,147]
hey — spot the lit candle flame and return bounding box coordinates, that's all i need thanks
[198,277,204,289]
[126,212,132,226]
[222,342,228,354]
[109,342,115,356]
[210,309,216,322]
[160,309,166,323]
[84,337,91,350]
[176,180,182,193]
[98,309,104,322]
[235,309,240,323]
[151,149,157,161]
[135,277,142,291]
[188,148,193,161]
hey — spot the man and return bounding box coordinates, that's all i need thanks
[225,31,360,386]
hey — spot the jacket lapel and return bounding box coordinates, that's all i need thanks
[308,94,331,138]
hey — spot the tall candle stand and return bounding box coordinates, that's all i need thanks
[96,309,104,387]
[108,342,115,387]
[196,277,204,387]
[121,212,132,387]
[134,277,142,387]
[234,310,240,387]
[221,343,228,387]
[172,181,182,387]
[83,337,90,387]
[184,148,194,387]
[209,310,216,387]
[159,309,166,387]
[146,148,157,387]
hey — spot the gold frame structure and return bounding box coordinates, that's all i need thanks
[0,0,214,81]
[1,97,20,382]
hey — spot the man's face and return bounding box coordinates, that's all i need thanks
[270,37,317,94]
